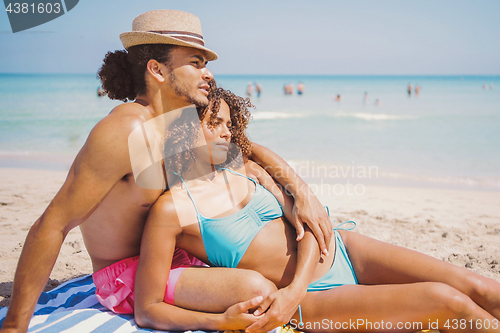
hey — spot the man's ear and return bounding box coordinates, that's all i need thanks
[146,59,166,84]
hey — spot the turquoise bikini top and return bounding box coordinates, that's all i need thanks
[177,168,283,268]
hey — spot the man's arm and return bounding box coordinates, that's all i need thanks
[247,228,319,333]
[0,111,135,333]
[249,143,332,255]
[244,161,320,333]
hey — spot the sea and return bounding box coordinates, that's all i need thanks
[1,73,499,191]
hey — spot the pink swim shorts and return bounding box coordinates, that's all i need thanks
[93,248,205,314]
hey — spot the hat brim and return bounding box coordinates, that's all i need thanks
[120,31,218,61]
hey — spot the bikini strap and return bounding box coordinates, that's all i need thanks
[283,304,303,330]
[324,206,357,231]
[218,167,257,185]
[333,220,357,231]
[173,172,201,216]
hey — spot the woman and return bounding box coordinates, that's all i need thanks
[135,85,500,333]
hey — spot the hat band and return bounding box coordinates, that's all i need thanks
[149,30,205,46]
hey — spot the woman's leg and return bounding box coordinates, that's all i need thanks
[340,230,500,319]
[297,283,499,333]
[172,266,277,312]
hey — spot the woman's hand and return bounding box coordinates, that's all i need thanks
[291,185,332,256]
[221,296,264,331]
[245,286,306,333]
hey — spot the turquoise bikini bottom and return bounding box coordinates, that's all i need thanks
[307,223,358,292]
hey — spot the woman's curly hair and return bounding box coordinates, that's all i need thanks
[200,80,253,161]
[163,80,253,180]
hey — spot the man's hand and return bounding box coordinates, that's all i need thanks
[291,186,332,256]
[247,143,332,255]
[221,296,264,331]
[245,287,305,333]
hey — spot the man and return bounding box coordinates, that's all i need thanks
[1,10,331,333]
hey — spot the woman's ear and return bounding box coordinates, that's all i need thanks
[146,59,166,84]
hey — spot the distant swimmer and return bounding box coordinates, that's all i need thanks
[483,84,488,90]
[246,82,253,98]
[415,84,421,96]
[334,94,341,101]
[363,91,368,103]
[97,86,106,97]
[254,82,262,97]
[491,83,494,90]
[407,83,412,96]
[284,83,293,95]
[297,82,305,95]
[375,98,380,106]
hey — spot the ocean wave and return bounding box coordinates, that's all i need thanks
[380,172,500,189]
[285,160,500,190]
[251,110,415,121]
[0,150,75,159]
[332,111,416,121]
[0,151,38,156]
[251,112,306,120]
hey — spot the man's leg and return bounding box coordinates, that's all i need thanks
[173,267,277,313]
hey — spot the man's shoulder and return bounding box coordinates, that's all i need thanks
[79,103,150,160]
[86,103,151,143]
[99,103,151,131]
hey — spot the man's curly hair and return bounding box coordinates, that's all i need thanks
[97,44,174,102]
[163,81,253,181]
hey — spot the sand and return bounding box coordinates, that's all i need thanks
[0,167,499,308]
[0,168,91,307]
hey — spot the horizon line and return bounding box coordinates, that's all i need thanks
[1,72,500,77]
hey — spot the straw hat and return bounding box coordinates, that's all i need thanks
[120,10,218,61]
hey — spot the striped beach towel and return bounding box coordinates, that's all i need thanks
[0,276,437,333]
[0,275,209,332]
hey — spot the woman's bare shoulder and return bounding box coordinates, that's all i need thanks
[148,191,179,225]
[244,160,274,184]
[244,160,265,178]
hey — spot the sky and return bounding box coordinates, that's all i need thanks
[0,0,499,75]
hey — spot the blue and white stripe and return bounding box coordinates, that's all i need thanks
[0,275,210,333]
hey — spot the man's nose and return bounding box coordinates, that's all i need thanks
[202,67,213,81]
